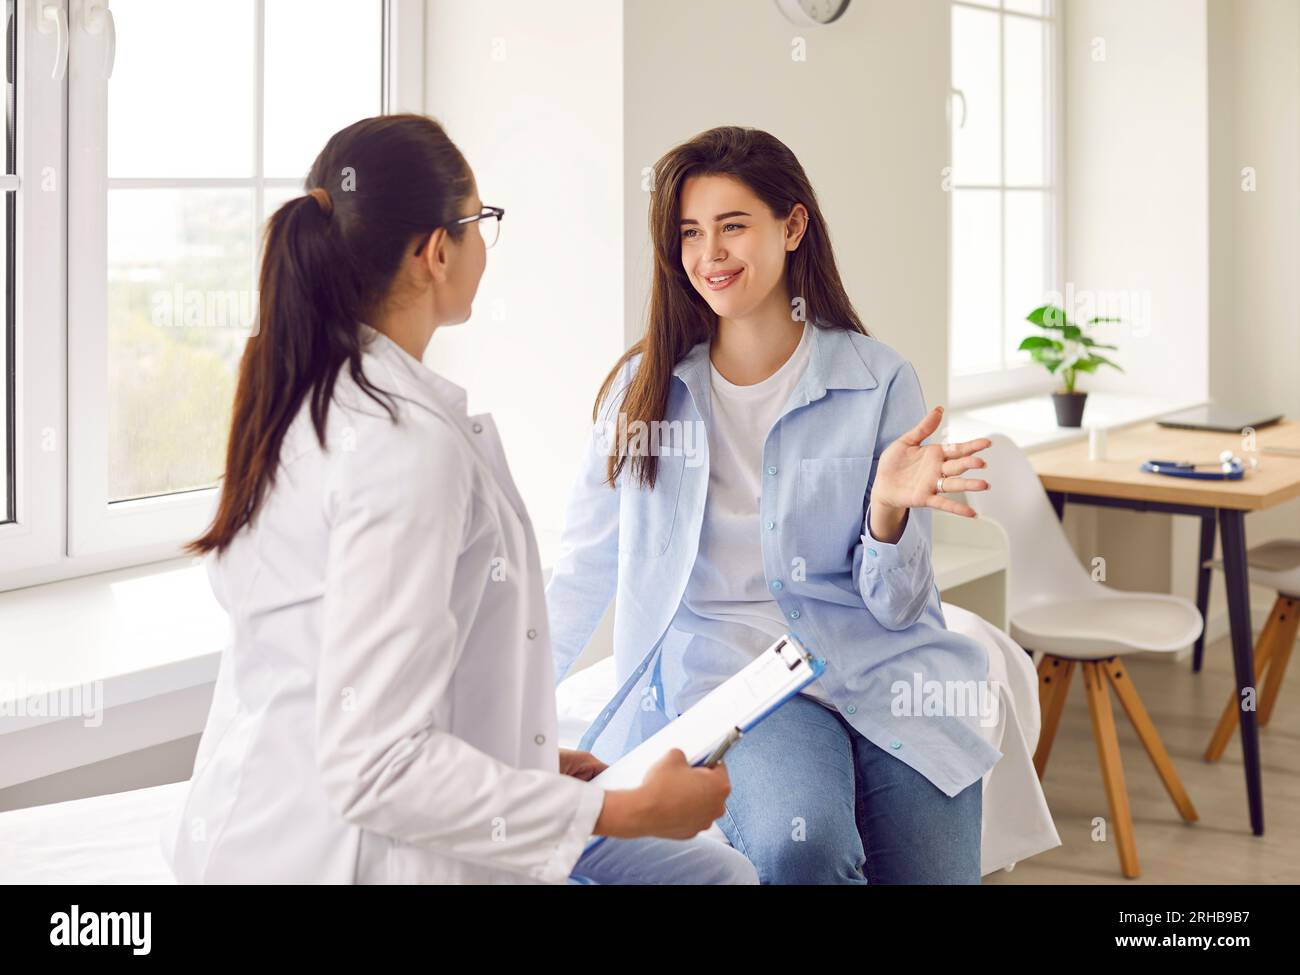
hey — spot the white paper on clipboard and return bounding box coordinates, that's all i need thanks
[588,633,825,790]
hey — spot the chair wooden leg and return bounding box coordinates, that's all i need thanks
[1103,657,1198,823]
[1034,656,1075,779]
[1082,661,1140,879]
[1259,596,1299,728]
[1204,595,1286,761]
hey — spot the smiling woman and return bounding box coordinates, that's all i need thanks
[548,125,996,886]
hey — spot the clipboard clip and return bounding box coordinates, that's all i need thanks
[774,634,812,671]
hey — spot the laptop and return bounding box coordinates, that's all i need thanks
[1157,405,1284,433]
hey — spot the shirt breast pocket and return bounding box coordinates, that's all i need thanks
[795,456,873,573]
[618,454,687,558]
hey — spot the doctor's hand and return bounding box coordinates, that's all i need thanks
[592,749,731,841]
[868,405,990,540]
[559,748,607,781]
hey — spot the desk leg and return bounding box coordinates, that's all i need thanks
[1048,490,1066,522]
[1193,513,1216,673]
[1218,508,1264,836]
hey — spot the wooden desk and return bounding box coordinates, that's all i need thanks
[1030,419,1300,836]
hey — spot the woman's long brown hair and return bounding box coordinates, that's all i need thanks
[595,125,868,489]
[188,114,473,555]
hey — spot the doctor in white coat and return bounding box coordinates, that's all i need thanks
[161,114,756,885]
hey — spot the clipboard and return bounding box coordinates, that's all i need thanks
[588,633,825,790]
[574,633,825,862]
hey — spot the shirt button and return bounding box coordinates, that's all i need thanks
[766,466,778,476]
[770,579,783,591]
[845,704,857,715]
[765,520,775,530]
[534,734,546,745]
[788,609,800,620]
[526,628,537,640]
[472,422,484,434]
[868,548,878,557]
[890,739,902,750]
[636,663,646,675]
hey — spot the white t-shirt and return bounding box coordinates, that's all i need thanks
[670,321,835,714]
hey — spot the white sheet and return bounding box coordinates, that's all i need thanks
[0,781,183,884]
[0,606,1057,883]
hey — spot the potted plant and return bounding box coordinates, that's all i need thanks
[1018,304,1124,427]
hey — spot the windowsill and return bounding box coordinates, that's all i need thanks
[0,386,1201,776]
[941,390,1209,454]
[0,509,1018,795]
[2,522,1018,742]
[0,558,226,737]
[0,390,1201,728]
[2,390,1204,738]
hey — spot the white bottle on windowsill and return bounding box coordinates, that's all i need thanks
[1088,425,1109,462]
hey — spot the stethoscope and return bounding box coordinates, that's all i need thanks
[1140,450,1259,480]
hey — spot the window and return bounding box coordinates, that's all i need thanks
[948,0,1061,406]
[0,0,63,581]
[68,0,383,554]
[1,0,424,587]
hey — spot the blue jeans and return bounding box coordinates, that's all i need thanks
[568,833,758,885]
[715,694,983,884]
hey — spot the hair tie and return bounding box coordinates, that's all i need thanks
[307,187,333,217]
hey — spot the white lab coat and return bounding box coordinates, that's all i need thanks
[160,324,606,884]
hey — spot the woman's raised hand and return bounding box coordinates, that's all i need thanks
[869,405,990,519]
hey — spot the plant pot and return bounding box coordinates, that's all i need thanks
[1052,391,1088,427]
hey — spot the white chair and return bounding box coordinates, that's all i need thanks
[966,434,1201,879]
[1203,539,1300,761]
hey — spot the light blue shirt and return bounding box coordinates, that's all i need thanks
[668,321,835,713]
[546,323,1003,798]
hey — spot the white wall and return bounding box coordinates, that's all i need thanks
[423,0,625,563]
[1197,0,1300,629]
[1214,0,1300,420]
[423,0,954,562]
[1060,0,1196,619]
[622,0,953,407]
[1063,0,1209,403]
[1065,0,1300,638]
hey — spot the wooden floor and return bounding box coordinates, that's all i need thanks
[983,630,1300,884]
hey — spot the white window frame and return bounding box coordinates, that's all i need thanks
[0,0,424,590]
[0,0,66,579]
[947,0,1064,409]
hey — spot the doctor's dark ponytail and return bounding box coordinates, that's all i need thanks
[189,114,473,555]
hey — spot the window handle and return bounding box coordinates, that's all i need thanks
[83,0,117,79]
[36,0,69,82]
[949,87,967,129]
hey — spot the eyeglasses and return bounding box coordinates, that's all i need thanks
[414,205,505,255]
